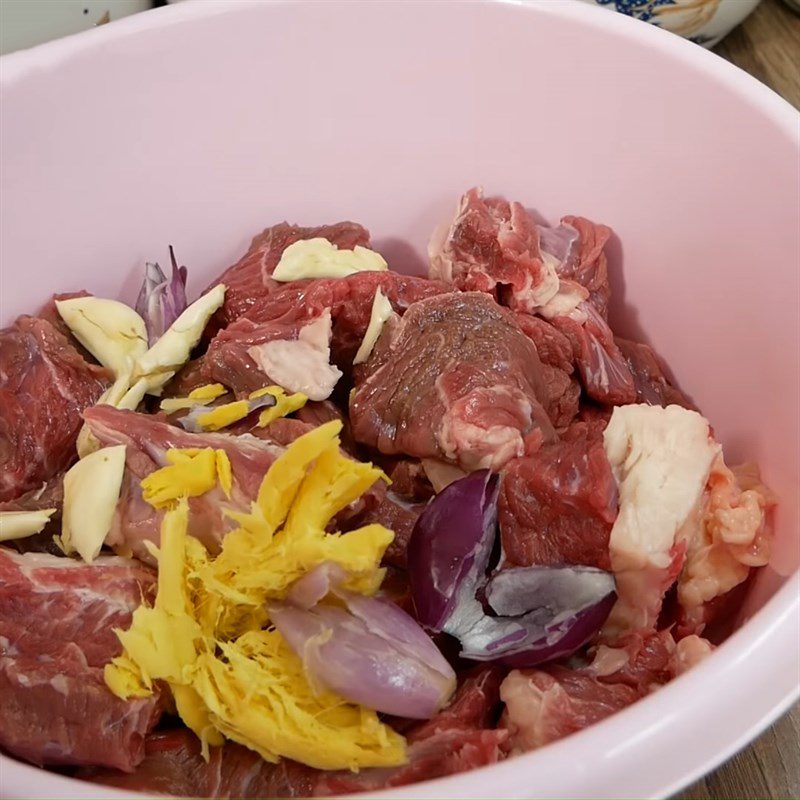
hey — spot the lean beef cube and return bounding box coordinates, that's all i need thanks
[0,476,65,555]
[0,549,162,770]
[83,669,507,797]
[350,292,555,471]
[406,665,506,741]
[85,723,507,799]
[534,214,636,404]
[513,313,574,373]
[551,305,636,406]
[205,220,372,331]
[512,314,580,429]
[0,316,110,502]
[162,356,211,399]
[498,634,664,754]
[499,421,618,570]
[315,728,508,797]
[350,490,427,569]
[376,456,435,501]
[544,214,612,319]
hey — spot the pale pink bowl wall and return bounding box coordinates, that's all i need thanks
[0,1,798,798]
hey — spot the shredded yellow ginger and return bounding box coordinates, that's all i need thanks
[140,448,233,508]
[105,420,403,770]
[159,384,308,432]
[160,383,228,413]
[252,386,308,427]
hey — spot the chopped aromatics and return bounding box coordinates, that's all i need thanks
[180,393,277,433]
[67,281,226,457]
[106,421,406,770]
[353,288,395,365]
[140,448,232,509]
[268,564,456,718]
[135,249,189,346]
[272,237,387,282]
[133,284,227,397]
[255,386,308,427]
[55,296,148,378]
[160,383,228,413]
[60,445,127,562]
[408,471,616,667]
[0,508,57,542]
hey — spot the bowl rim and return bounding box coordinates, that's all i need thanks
[0,1,797,799]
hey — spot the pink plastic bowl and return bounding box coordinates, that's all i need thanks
[1,1,798,798]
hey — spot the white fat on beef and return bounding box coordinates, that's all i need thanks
[438,385,533,472]
[247,309,343,401]
[671,634,714,676]
[602,404,720,638]
[515,249,561,312]
[676,456,773,634]
[537,276,589,321]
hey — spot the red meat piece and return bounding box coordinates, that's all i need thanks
[0,549,162,771]
[429,187,554,313]
[0,316,110,502]
[499,421,617,570]
[350,292,555,471]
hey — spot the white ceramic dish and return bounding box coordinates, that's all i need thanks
[0,1,798,798]
[576,0,761,47]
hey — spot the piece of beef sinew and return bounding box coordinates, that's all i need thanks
[0,316,110,502]
[350,292,556,472]
[0,548,162,770]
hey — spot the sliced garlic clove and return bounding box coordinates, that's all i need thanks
[272,238,387,282]
[56,296,147,378]
[133,284,226,397]
[353,288,395,365]
[0,509,57,542]
[61,444,127,562]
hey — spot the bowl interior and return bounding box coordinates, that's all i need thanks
[1,1,798,798]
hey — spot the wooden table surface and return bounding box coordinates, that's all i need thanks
[677,2,799,798]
